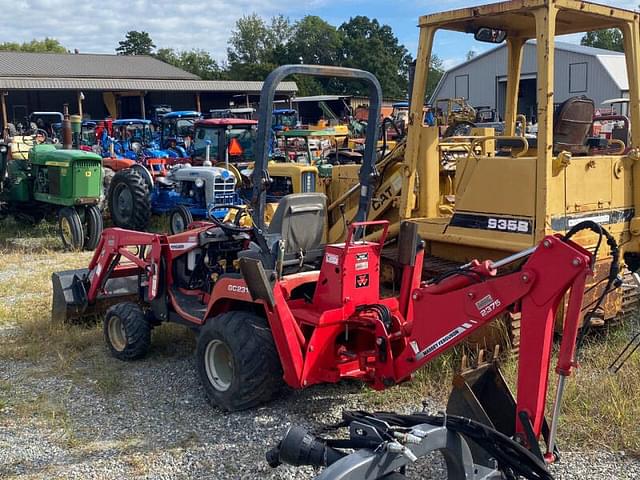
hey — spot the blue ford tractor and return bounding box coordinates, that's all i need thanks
[107,163,239,234]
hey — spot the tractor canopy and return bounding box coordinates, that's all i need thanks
[272,109,299,131]
[193,118,258,163]
[160,111,202,148]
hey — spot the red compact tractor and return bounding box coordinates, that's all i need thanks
[52,66,619,467]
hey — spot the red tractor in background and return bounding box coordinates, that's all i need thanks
[52,66,620,476]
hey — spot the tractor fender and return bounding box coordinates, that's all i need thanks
[103,156,136,172]
[206,275,266,320]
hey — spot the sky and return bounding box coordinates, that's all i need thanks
[0,0,637,71]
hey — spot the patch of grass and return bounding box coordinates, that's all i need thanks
[151,323,196,359]
[555,321,640,455]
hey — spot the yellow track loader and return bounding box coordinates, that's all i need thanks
[324,0,640,334]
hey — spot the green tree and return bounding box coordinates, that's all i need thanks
[0,38,66,53]
[264,15,295,64]
[288,16,342,65]
[155,47,179,65]
[581,29,623,52]
[157,48,222,79]
[227,14,270,65]
[227,14,275,80]
[339,16,412,98]
[426,55,444,100]
[116,31,156,55]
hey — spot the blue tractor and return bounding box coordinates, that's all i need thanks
[101,119,168,160]
[158,111,202,158]
[272,108,299,132]
[107,163,240,234]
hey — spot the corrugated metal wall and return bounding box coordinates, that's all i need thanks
[432,43,624,120]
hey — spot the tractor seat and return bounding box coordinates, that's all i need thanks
[495,96,595,156]
[239,193,328,271]
[553,95,594,155]
[155,176,174,188]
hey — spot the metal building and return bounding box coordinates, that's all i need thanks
[0,51,297,128]
[431,40,627,122]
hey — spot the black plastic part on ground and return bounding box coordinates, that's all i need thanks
[269,410,554,480]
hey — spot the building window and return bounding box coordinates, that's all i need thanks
[455,75,470,99]
[569,62,588,93]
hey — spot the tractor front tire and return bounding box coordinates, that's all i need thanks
[83,205,103,251]
[196,311,283,411]
[108,169,151,231]
[104,302,151,361]
[169,205,194,235]
[58,207,84,251]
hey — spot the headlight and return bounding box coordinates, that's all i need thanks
[194,177,204,188]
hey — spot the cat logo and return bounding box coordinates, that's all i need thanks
[355,273,370,288]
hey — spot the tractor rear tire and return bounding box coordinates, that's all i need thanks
[169,205,193,235]
[58,207,84,251]
[196,311,283,411]
[444,121,475,138]
[108,168,151,231]
[104,302,151,361]
[83,205,103,251]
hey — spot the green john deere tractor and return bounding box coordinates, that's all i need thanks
[0,138,104,250]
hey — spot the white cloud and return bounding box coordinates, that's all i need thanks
[0,0,294,60]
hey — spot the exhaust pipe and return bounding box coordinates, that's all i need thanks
[62,103,72,150]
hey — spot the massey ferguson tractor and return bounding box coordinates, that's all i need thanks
[51,66,618,478]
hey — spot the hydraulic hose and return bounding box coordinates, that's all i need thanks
[562,220,621,350]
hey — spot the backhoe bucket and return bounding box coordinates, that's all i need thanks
[446,361,516,466]
[51,269,138,323]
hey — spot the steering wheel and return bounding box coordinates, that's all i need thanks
[33,128,49,143]
[206,204,254,233]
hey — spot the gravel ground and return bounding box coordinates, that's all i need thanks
[1,321,639,480]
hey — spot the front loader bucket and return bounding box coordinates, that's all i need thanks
[446,360,516,467]
[51,269,139,323]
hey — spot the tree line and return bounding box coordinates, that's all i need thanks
[116,15,445,99]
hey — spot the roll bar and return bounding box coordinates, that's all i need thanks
[252,64,383,231]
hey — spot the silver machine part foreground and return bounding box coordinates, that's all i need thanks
[546,374,568,458]
[314,424,502,480]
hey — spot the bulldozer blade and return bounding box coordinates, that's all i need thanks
[446,360,516,468]
[51,269,139,323]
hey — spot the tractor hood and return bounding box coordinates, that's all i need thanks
[29,144,103,166]
[168,165,236,183]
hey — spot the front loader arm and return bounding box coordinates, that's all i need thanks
[395,234,592,443]
[86,228,164,303]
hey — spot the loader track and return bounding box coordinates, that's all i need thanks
[619,270,640,322]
